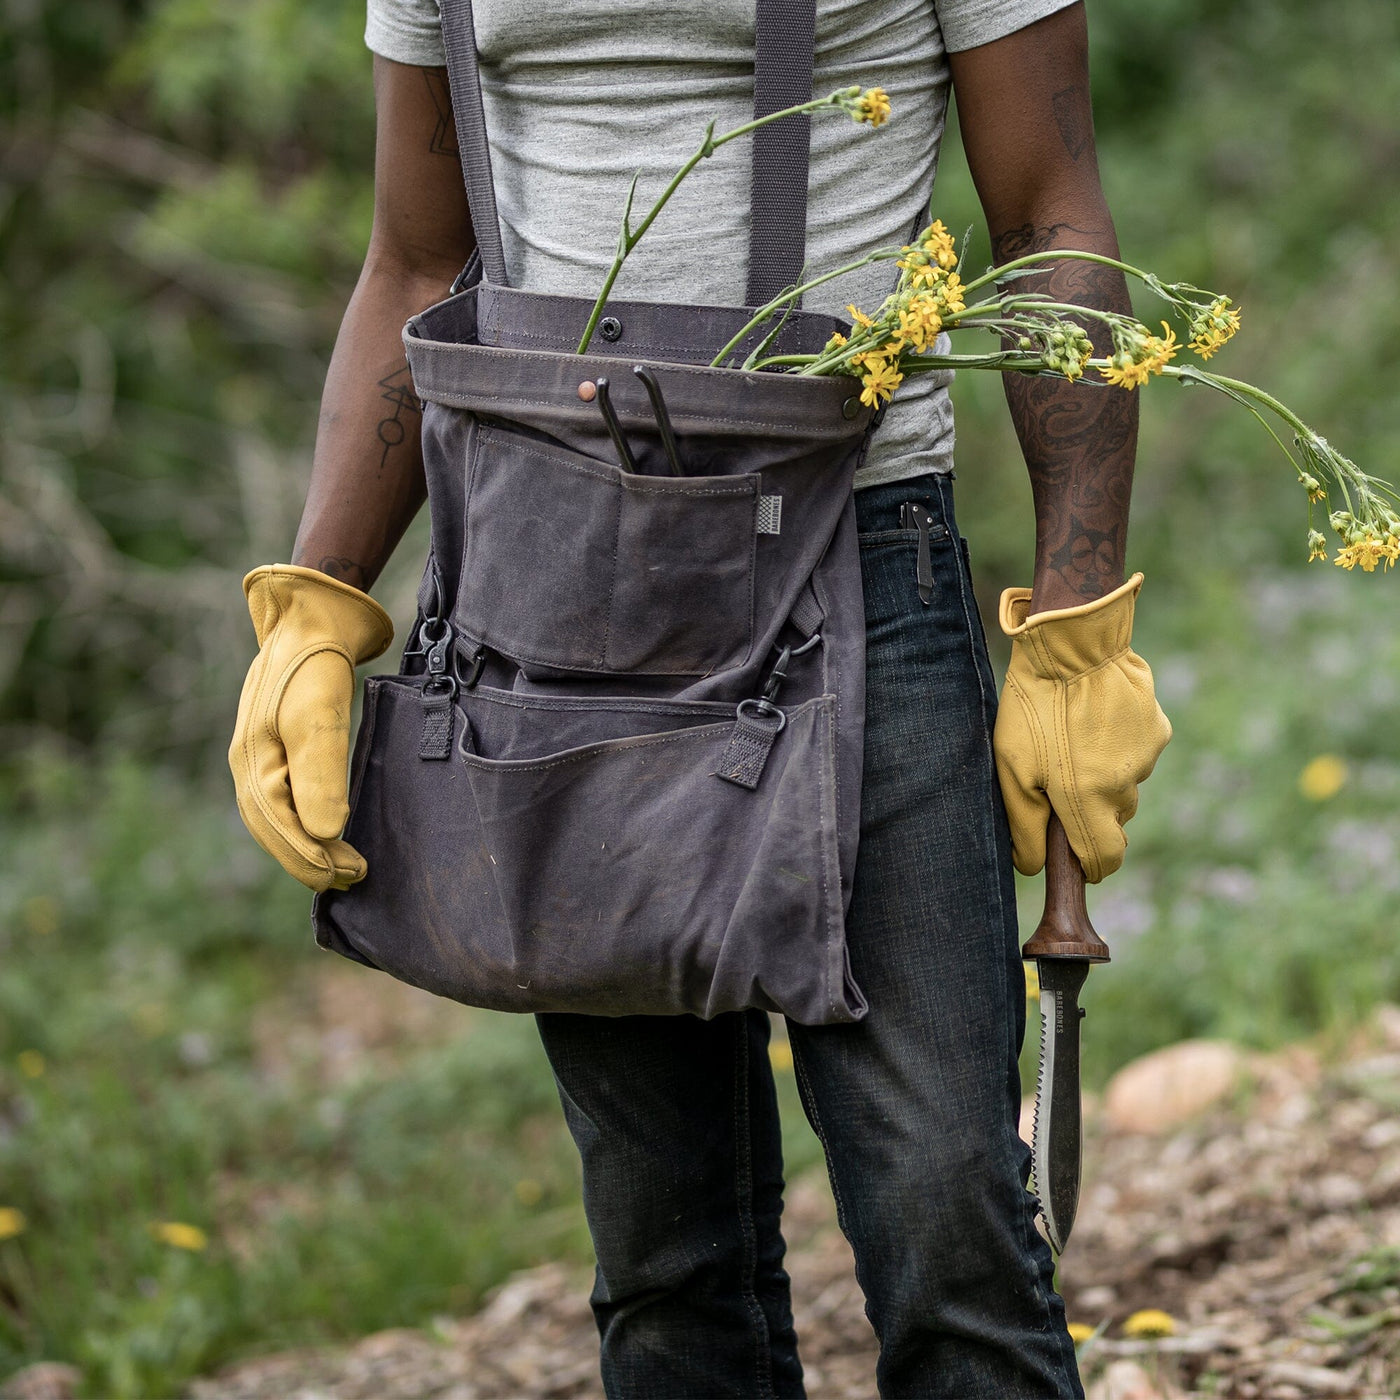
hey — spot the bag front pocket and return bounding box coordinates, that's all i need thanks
[454,425,758,676]
[312,674,866,1026]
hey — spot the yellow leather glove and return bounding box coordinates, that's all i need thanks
[993,572,1171,883]
[229,564,393,892]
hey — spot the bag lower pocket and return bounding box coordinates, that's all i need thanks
[312,673,866,1025]
[454,424,758,676]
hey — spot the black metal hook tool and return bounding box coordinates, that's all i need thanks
[632,364,684,477]
[594,376,638,473]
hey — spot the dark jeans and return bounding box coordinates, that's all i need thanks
[535,472,1082,1399]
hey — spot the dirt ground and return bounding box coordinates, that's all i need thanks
[162,1011,1400,1400]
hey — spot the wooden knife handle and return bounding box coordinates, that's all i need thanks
[1021,813,1111,963]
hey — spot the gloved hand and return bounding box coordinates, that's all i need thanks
[229,564,393,891]
[993,572,1171,883]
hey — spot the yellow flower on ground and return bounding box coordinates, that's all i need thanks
[851,87,892,127]
[1122,1308,1176,1339]
[1189,298,1242,359]
[858,356,903,408]
[151,1221,208,1252]
[17,1050,45,1079]
[1067,1322,1095,1345]
[514,1178,544,1207]
[1299,754,1347,802]
[0,1208,26,1241]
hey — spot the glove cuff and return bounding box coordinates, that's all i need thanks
[998,572,1144,681]
[243,564,394,663]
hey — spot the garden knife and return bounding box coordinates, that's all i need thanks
[1024,814,1110,1254]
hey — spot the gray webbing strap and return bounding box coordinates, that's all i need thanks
[439,0,509,287]
[746,0,817,309]
[438,0,816,297]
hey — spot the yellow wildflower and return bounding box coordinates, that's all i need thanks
[895,301,940,352]
[824,331,848,353]
[1307,530,1328,562]
[151,1221,208,1252]
[922,219,959,270]
[0,1208,26,1241]
[1102,322,1175,389]
[1334,536,1397,572]
[1122,1309,1176,1339]
[1144,322,1178,372]
[851,87,892,127]
[847,304,874,330]
[17,1050,45,1079]
[1299,472,1325,503]
[1299,754,1347,802]
[1102,353,1153,390]
[1066,1322,1095,1346]
[1189,298,1242,359]
[937,272,966,316]
[858,356,903,408]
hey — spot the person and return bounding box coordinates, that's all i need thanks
[229,0,1172,1394]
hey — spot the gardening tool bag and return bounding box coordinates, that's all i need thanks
[312,0,879,1024]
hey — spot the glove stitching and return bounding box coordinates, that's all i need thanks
[1051,675,1102,884]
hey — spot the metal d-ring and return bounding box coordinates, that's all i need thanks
[736,696,787,734]
[594,377,638,473]
[632,364,684,476]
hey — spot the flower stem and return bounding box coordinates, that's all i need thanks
[959,250,1152,300]
[578,92,857,355]
[707,246,901,369]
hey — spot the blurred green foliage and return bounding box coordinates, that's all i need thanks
[1,0,1398,1392]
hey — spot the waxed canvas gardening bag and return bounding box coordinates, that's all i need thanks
[311,0,877,1024]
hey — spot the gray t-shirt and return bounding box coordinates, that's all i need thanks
[365,0,1076,489]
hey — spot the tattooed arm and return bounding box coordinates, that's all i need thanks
[291,58,475,590]
[948,3,1136,610]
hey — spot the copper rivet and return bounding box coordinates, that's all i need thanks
[577,380,598,402]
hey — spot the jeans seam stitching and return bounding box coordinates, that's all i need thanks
[733,1015,775,1397]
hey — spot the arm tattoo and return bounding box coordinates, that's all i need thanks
[316,556,372,590]
[423,69,459,158]
[376,364,423,470]
[993,223,1138,603]
[1051,85,1092,162]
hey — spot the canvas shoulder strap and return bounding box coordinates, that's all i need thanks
[438,0,816,308]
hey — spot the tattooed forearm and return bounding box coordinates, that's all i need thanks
[994,222,1138,607]
[422,69,459,158]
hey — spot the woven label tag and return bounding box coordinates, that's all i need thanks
[757,495,782,536]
